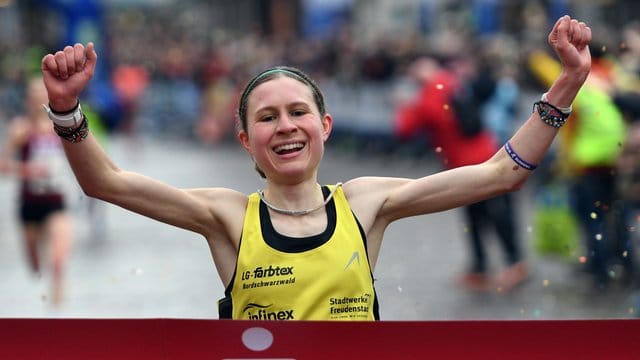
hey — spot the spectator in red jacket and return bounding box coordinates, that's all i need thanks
[395,55,528,292]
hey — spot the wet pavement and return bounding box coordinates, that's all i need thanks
[1,133,638,320]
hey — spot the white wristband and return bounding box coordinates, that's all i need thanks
[43,102,84,127]
[541,92,572,115]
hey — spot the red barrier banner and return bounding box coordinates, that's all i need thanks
[0,318,638,359]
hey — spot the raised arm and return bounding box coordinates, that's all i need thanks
[493,15,591,184]
[40,43,245,240]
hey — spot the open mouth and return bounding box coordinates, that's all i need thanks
[273,142,305,155]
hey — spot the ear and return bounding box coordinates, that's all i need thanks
[321,113,333,142]
[237,130,253,155]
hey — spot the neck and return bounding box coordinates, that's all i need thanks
[265,180,321,205]
[259,182,342,216]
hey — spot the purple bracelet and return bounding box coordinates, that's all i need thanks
[504,142,537,171]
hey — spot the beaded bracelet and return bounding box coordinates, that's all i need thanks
[53,115,89,143]
[504,141,537,171]
[533,100,569,128]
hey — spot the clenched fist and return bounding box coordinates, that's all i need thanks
[41,42,98,113]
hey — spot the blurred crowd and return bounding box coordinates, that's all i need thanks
[1,0,640,305]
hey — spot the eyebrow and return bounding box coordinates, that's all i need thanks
[253,101,312,116]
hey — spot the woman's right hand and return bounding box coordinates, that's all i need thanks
[41,42,97,112]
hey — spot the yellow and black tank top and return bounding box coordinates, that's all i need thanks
[218,185,379,320]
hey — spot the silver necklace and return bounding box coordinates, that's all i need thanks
[258,182,343,216]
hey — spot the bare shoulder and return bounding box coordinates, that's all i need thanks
[343,176,409,200]
[186,186,249,221]
[343,176,411,226]
[184,187,248,244]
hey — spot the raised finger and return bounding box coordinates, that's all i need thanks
[555,16,570,46]
[571,21,585,48]
[54,50,69,79]
[64,45,76,74]
[84,42,98,78]
[41,54,59,77]
[577,22,592,49]
[548,15,568,45]
[569,19,581,45]
[73,43,86,72]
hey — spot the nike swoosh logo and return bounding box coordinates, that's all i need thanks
[344,251,360,270]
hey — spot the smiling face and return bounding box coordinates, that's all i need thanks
[238,75,332,184]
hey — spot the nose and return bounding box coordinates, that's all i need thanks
[276,113,297,133]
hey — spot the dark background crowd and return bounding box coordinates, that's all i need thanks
[0,1,638,139]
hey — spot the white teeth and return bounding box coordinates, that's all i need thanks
[274,143,304,153]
